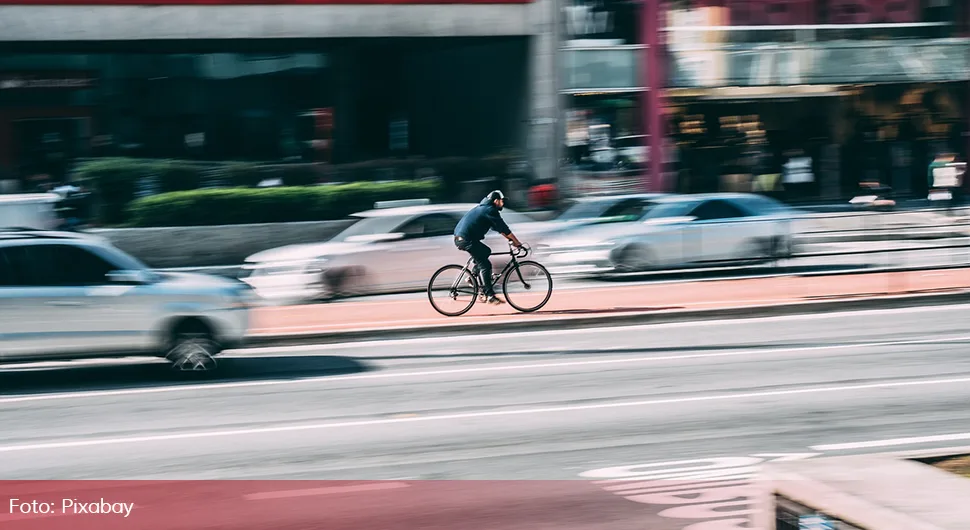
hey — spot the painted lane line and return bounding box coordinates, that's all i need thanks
[4,333,970,405]
[812,432,970,451]
[2,375,969,454]
[244,482,409,501]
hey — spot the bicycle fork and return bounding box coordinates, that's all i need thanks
[448,259,477,300]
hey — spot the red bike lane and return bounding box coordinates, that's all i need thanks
[249,268,970,336]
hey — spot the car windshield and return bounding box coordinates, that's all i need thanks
[556,199,624,221]
[331,215,411,242]
[97,243,152,272]
[639,201,697,219]
[736,195,799,216]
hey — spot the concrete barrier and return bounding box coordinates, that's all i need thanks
[87,210,559,268]
[87,219,356,268]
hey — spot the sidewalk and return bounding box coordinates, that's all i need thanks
[249,267,970,338]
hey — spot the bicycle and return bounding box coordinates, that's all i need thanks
[427,240,553,317]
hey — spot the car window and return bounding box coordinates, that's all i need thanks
[689,200,748,221]
[396,213,460,238]
[736,195,796,216]
[2,244,119,287]
[424,214,460,237]
[0,246,39,286]
[0,248,17,286]
[331,215,410,242]
[641,201,697,219]
[556,199,613,221]
[602,199,655,219]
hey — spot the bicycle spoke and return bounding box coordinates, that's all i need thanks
[502,261,553,313]
[428,265,479,317]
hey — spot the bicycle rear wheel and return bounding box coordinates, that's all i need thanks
[428,264,479,317]
[502,260,553,313]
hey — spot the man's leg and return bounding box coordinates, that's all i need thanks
[467,241,495,297]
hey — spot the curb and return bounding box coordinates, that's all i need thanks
[245,288,970,348]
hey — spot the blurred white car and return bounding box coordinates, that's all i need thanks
[240,203,540,303]
[537,193,800,275]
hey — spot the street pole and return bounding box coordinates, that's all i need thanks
[643,0,665,192]
[551,0,564,190]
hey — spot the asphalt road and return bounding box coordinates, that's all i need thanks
[3,304,970,528]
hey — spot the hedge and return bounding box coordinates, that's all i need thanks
[125,180,444,227]
[72,154,527,225]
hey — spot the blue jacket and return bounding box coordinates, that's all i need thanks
[454,198,512,242]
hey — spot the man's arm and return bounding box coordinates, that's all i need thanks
[502,231,523,248]
[487,209,523,247]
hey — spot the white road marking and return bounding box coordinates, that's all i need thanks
[3,333,970,405]
[237,302,970,353]
[2,375,969,454]
[244,482,409,500]
[811,432,970,451]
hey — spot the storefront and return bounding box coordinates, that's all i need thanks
[652,0,970,200]
[0,0,552,191]
[558,0,648,195]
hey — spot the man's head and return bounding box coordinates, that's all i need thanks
[485,190,506,210]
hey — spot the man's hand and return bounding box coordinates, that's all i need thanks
[506,233,524,248]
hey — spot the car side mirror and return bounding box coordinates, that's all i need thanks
[107,270,152,285]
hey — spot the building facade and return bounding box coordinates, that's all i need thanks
[0,0,560,190]
[559,0,970,200]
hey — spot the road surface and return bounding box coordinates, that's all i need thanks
[3,304,970,529]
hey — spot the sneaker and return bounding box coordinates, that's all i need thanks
[486,296,505,305]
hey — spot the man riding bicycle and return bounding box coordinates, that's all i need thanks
[454,190,524,305]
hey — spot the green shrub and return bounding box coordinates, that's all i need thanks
[73,152,519,225]
[125,180,443,227]
[73,158,204,225]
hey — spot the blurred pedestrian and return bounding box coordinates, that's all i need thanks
[782,148,814,203]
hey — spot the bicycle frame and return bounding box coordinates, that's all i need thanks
[450,244,531,296]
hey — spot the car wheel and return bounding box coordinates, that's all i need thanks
[614,245,651,273]
[166,320,220,374]
[740,238,770,263]
[319,267,366,301]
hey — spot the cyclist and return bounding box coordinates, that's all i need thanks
[454,190,524,305]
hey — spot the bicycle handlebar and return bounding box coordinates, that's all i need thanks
[509,240,531,258]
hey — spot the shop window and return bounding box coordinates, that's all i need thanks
[561,48,643,92]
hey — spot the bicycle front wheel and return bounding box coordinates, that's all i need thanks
[428,264,479,317]
[502,260,553,313]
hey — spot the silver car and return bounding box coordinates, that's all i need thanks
[241,203,540,303]
[0,228,253,372]
[538,193,800,275]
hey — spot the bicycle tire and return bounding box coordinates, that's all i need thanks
[428,264,479,317]
[502,260,553,313]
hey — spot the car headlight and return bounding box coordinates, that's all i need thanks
[245,258,328,277]
[547,240,616,251]
[225,285,258,309]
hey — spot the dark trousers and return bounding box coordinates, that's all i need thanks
[455,236,494,296]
